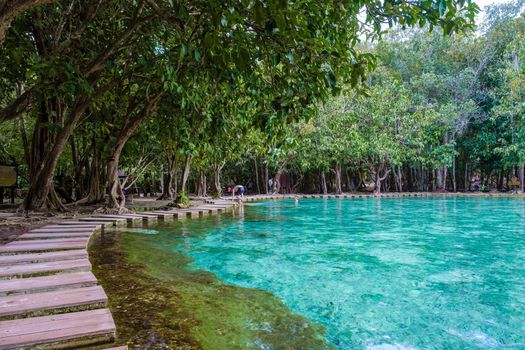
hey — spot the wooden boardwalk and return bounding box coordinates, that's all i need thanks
[0,201,235,349]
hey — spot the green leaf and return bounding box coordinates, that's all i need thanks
[272,53,281,65]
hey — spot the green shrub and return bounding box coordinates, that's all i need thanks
[175,192,190,208]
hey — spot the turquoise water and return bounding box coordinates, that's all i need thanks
[170,198,525,349]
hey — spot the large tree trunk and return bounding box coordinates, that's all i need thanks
[158,154,176,200]
[23,98,91,211]
[212,160,225,197]
[394,166,403,192]
[374,172,381,194]
[196,171,207,197]
[372,163,391,195]
[105,94,162,211]
[178,154,192,195]
[272,153,294,194]
[334,164,342,194]
[320,171,328,194]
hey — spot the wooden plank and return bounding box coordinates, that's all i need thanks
[0,259,91,277]
[196,206,219,212]
[0,285,107,318]
[94,215,141,222]
[30,227,95,233]
[122,212,159,217]
[0,272,97,295]
[137,212,166,218]
[6,238,89,246]
[0,242,87,253]
[0,250,88,265]
[43,224,99,229]
[176,211,200,217]
[148,211,179,217]
[58,221,108,227]
[0,308,115,349]
[18,232,93,240]
[79,217,124,223]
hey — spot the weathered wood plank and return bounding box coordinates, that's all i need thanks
[147,211,179,217]
[43,224,99,229]
[5,238,89,246]
[18,232,93,240]
[58,221,108,227]
[0,272,97,295]
[30,227,95,233]
[0,285,107,318]
[79,217,125,224]
[175,210,201,217]
[0,259,91,277]
[0,242,87,253]
[137,212,166,218]
[96,215,142,221]
[0,250,88,265]
[0,309,115,349]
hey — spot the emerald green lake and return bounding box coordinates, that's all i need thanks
[94,197,525,349]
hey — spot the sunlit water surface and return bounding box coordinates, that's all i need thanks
[153,198,525,349]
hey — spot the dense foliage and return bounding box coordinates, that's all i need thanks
[2,0,522,212]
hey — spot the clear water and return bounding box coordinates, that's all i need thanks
[167,198,525,349]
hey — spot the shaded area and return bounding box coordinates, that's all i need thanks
[89,221,332,350]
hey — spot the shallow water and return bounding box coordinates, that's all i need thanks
[93,197,525,349]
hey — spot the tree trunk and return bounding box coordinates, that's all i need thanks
[158,154,176,200]
[452,156,457,192]
[394,166,403,192]
[264,163,269,194]
[178,154,192,195]
[202,172,207,197]
[372,163,391,195]
[321,171,328,194]
[272,153,294,194]
[518,164,525,193]
[464,162,469,192]
[334,164,342,194]
[254,157,261,194]
[196,171,207,197]
[212,160,225,197]
[23,99,91,211]
[213,170,221,197]
[105,94,162,211]
[75,144,105,205]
